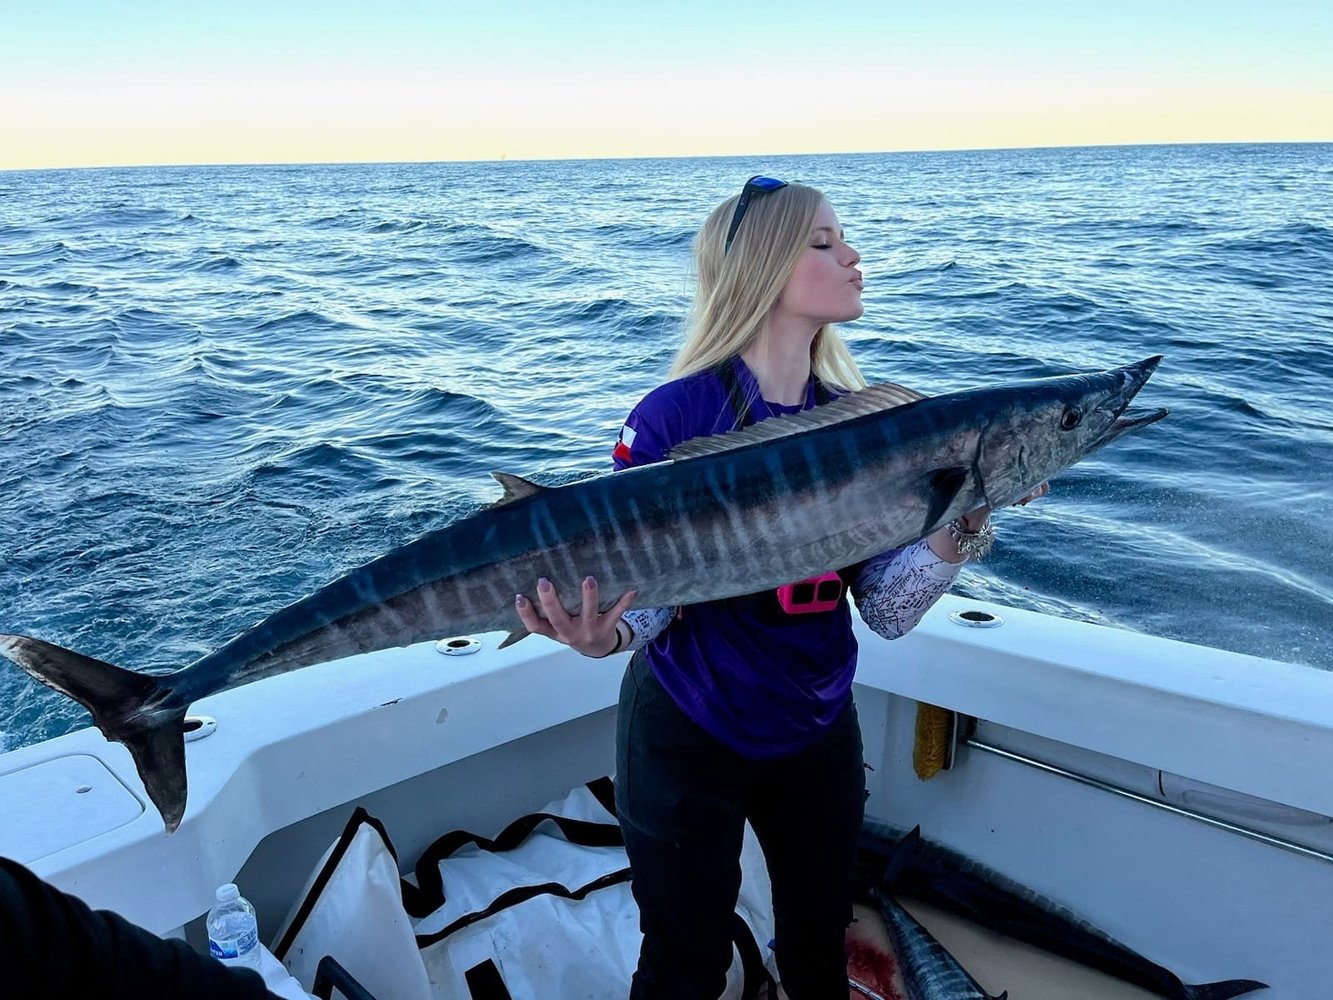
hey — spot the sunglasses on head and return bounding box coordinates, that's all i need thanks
[723,175,788,254]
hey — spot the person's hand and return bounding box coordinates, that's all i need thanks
[1014,482,1050,506]
[956,481,1049,530]
[515,576,638,658]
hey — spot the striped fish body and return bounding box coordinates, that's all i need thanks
[875,889,1007,1000]
[212,359,1167,690]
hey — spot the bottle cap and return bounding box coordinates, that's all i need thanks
[216,883,240,903]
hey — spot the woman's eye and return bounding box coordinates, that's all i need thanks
[812,243,831,250]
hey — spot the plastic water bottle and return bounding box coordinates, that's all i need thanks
[206,882,261,972]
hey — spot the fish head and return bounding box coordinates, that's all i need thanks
[972,356,1168,508]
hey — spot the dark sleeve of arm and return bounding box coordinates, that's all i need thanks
[0,857,283,1000]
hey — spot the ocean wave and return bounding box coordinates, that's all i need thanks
[248,441,389,484]
[1207,222,1333,261]
[367,219,428,234]
[186,253,243,272]
[399,386,502,421]
[251,309,357,335]
[592,222,695,249]
[444,228,550,264]
[309,209,368,229]
[41,280,100,296]
[2,240,74,264]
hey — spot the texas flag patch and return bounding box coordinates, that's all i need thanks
[613,423,637,464]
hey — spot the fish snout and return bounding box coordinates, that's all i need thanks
[1119,355,1164,400]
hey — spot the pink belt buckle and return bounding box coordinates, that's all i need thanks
[776,572,844,615]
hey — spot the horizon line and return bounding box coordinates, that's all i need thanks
[4,138,1330,175]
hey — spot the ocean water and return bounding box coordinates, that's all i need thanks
[1,144,1331,754]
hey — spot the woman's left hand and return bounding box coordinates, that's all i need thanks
[1015,482,1050,506]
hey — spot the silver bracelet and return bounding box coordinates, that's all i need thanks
[946,517,995,561]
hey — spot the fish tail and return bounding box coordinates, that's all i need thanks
[0,634,190,833]
[1181,980,1269,1000]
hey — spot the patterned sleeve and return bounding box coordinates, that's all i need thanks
[850,539,962,640]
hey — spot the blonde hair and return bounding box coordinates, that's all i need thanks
[669,181,867,393]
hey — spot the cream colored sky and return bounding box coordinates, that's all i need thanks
[4,2,1330,169]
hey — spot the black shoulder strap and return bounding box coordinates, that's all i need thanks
[714,358,756,430]
[715,360,833,429]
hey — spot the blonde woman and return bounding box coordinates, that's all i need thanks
[516,178,1044,998]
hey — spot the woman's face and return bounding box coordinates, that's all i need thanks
[773,199,863,329]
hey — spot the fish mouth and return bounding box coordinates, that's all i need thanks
[1099,406,1170,447]
[1092,355,1169,450]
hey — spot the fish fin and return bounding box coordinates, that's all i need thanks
[881,825,923,889]
[0,634,190,833]
[497,629,530,650]
[923,466,969,531]
[489,471,544,506]
[1181,980,1270,1000]
[667,382,926,462]
[991,993,1008,1000]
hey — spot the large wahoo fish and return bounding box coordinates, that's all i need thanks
[2,358,1166,832]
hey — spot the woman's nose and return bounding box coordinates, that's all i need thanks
[842,243,860,266]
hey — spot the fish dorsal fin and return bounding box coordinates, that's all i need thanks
[667,381,927,462]
[490,471,544,506]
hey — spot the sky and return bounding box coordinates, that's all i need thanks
[3,1,1330,169]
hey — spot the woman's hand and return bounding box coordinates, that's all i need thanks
[960,481,1051,526]
[515,576,639,658]
[1014,482,1050,506]
[932,481,1052,563]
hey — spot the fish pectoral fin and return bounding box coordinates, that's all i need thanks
[497,629,530,650]
[489,471,544,507]
[923,466,970,531]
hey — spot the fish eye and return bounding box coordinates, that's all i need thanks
[1060,407,1083,430]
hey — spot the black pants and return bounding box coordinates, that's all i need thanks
[615,651,866,1000]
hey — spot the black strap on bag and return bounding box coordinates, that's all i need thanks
[730,912,778,1000]
[312,955,380,1000]
[465,959,514,1000]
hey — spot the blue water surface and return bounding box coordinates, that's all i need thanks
[2,144,1331,753]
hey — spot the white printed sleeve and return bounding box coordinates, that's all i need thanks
[851,538,962,640]
[621,606,675,652]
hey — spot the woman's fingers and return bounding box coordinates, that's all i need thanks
[518,578,640,653]
[607,587,638,620]
[581,576,600,623]
[515,592,555,638]
[535,577,573,634]
[1016,482,1050,506]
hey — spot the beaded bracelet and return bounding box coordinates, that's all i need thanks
[946,517,996,561]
